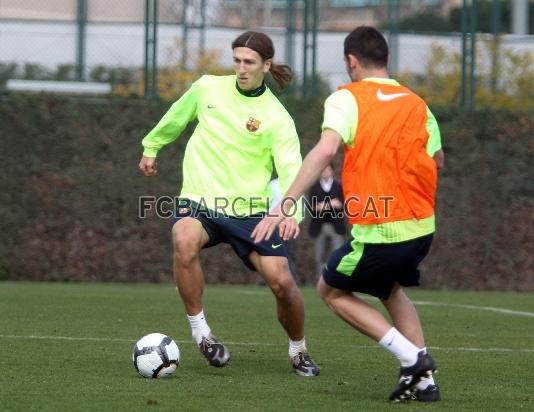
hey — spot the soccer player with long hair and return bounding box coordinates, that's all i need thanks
[139,31,319,377]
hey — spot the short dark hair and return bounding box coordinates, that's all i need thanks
[231,31,292,89]
[344,26,388,69]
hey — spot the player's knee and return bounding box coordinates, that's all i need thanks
[269,275,296,300]
[317,278,333,303]
[173,233,200,265]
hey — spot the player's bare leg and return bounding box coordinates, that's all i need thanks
[249,253,319,376]
[380,283,424,347]
[381,283,440,401]
[317,277,435,401]
[172,217,209,315]
[316,276,391,340]
[249,253,304,339]
[172,218,230,367]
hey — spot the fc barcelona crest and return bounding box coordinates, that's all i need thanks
[246,117,261,132]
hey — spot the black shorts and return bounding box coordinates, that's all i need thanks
[171,199,287,271]
[322,234,433,300]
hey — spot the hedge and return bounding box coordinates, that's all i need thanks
[0,95,532,291]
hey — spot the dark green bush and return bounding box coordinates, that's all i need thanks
[0,94,532,291]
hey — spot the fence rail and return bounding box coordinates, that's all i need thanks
[1,0,533,110]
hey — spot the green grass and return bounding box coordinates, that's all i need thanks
[1,282,533,411]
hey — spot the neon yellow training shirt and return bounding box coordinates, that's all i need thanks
[321,78,443,243]
[142,74,303,218]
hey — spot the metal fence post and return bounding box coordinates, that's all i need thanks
[76,0,87,81]
[200,0,207,59]
[144,0,158,99]
[285,0,296,94]
[311,0,318,96]
[152,0,158,98]
[460,0,468,110]
[469,0,477,112]
[285,0,295,67]
[182,0,190,71]
[460,0,477,112]
[302,0,309,97]
[490,0,501,92]
[387,0,400,77]
[144,0,149,96]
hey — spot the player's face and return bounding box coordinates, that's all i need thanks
[233,47,271,90]
[321,165,334,180]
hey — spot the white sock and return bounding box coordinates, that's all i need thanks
[378,327,420,367]
[187,310,211,345]
[416,347,436,389]
[289,337,307,358]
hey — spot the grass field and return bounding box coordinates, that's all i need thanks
[1,282,533,411]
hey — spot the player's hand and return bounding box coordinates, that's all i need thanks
[139,156,157,176]
[251,205,285,243]
[279,217,300,241]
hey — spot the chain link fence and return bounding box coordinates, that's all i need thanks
[1,0,533,109]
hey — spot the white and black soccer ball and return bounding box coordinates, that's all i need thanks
[132,333,180,378]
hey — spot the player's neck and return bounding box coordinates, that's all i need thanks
[236,81,266,97]
[352,68,389,82]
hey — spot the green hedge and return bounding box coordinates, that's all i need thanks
[0,95,532,291]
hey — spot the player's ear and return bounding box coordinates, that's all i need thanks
[347,54,358,70]
[263,58,272,73]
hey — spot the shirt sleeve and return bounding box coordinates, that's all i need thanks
[425,106,442,156]
[141,79,200,157]
[321,89,357,147]
[271,115,304,223]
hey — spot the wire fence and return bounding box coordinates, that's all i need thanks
[1,0,533,109]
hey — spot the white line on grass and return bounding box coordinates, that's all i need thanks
[411,300,534,318]
[0,334,533,353]
[230,291,534,318]
[0,334,135,343]
[349,345,534,353]
[0,334,282,347]
[428,346,534,353]
[365,295,534,318]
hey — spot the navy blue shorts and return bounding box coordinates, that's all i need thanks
[171,199,287,271]
[322,234,433,300]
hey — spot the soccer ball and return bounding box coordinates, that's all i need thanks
[132,333,180,378]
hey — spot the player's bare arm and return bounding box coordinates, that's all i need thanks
[433,149,444,169]
[252,129,342,243]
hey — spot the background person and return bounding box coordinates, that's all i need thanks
[307,163,347,283]
[139,31,320,377]
[253,25,444,401]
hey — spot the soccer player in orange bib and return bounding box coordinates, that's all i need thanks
[253,26,444,401]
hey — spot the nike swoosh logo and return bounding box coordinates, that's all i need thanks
[207,104,215,109]
[376,89,408,101]
[271,243,283,249]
